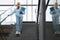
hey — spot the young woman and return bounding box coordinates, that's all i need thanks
[8,2,25,35]
[50,3,60,34]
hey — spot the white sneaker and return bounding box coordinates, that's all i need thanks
[16,31,19,34]
[16,31,21,34]
[55,32,60,34]
[18,32,21,34]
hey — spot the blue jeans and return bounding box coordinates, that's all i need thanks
[16,16,23,32]
[52,15,59,32]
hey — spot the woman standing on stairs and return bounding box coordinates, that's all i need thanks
[50,2,60,34]
[8,2,26,35]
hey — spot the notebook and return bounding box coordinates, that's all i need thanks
[20,7,26,14]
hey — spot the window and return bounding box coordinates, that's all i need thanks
[0,0,14,5]
[46,6,52,21]
[0,0,38,25]
[46,0,60,21]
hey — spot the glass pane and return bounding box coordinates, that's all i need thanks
[0,6,13,21]
[46,0,60,5]
[16,0,26,4]
[28,0,31,4]
[0,6,15,25]
[27,6,32,21]
[49,0,54,4]
[33,0,38,4]
[57,0,60,4]
[0,6,13,20]
[24,6,37,21]
[16,0,38,5]
[0,0,14,5]
[28,0,38,4]
[46,6,52,21]
[33,6,38,21]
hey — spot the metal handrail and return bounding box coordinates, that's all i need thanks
[0,10,6,11]
[0,6,13,16]
[0,10,7,16]
[0,7,13,25]
[0,4,16,24]
[0,15,9,24]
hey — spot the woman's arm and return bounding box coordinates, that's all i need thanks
[8,8,16,16]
